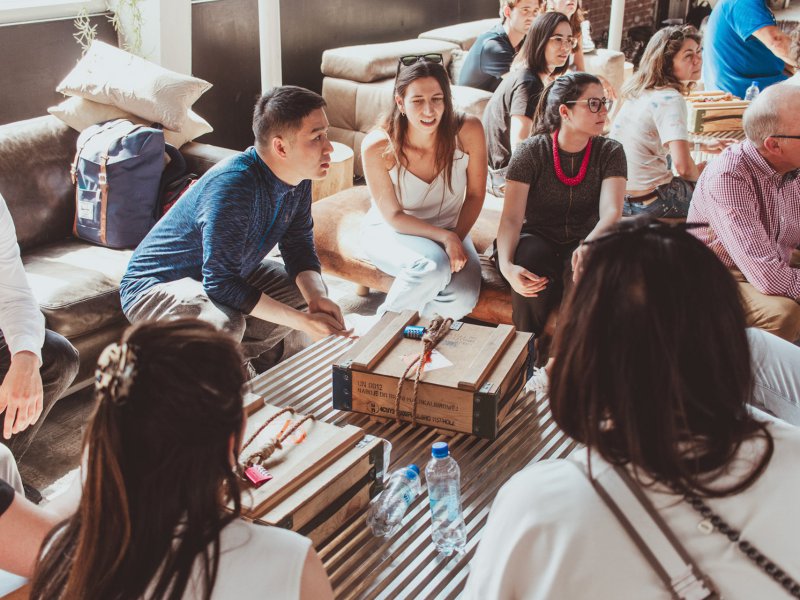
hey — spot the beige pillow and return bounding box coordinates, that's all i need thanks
[48,96,213,148]
[56,41,211,132]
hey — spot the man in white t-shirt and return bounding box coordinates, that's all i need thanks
[0,195,79,495]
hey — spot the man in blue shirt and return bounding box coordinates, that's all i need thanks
[703,0,797,98]
[458,0,538,92]
[120,86,351,366]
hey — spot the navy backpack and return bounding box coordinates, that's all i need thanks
[71,119,169,249]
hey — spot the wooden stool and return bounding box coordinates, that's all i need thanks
[311,141,354,202]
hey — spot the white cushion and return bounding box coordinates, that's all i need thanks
[48,96,213,148]
[56,41,211,132]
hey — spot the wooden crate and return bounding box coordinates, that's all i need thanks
[686,91,749,133]
[243,434,385,547]
[332,311,532,439]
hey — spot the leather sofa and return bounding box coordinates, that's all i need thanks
[321,18,626,176]
[312,185,513,325]
[0,115,236,384]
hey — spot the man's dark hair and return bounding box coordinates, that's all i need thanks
[252,85,326,145]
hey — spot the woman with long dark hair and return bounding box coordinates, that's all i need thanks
[467,218,800,598]
[483,12,573,195]
[610,26,734,218]
[360,56,487,319]
[545,0,588,69]
[494,72,625,338]
[30,319,333,600]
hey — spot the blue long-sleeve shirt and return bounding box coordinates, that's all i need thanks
[120,147,321,314]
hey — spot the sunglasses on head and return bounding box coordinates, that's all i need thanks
[398,53,444,67]
[565,97,614,113]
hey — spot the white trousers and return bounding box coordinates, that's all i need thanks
[748,328,800,425]
[361,222,482,320]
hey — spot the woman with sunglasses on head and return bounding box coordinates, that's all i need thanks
[360,55,487,320]
[483,12,573,196]
[494,72,624,340]
[467,218,800,599]
[610,26,735,219]
[30,319,333,600]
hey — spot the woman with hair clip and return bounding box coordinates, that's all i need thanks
[610,26,735,219]
[483,12,573,196]
[467,218,800,599]
[360,55,487,319]
[494,72,625,339]
[30,319,333,600]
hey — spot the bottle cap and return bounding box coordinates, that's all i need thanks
[406,464,420,478]
[431,441,449,458]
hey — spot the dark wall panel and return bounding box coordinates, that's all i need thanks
[0,16,117,126]
[191,0,261,150]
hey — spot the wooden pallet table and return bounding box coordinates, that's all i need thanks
[249,335,577,600]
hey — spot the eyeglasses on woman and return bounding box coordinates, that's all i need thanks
[565,97,614,113]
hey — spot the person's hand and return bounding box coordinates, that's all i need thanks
[571,244,589,282]
[696,160,708,176]
[504,264,548,297]
[0,351,43,440]
[442,232,468,273]
[703,138,736,155]
[306,297,354,339]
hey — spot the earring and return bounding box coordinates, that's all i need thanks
[401,111,406,117]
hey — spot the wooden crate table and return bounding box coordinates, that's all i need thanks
[248,335,577,600]
[312,141,355,202]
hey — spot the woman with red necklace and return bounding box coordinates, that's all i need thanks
[494,72,625,338]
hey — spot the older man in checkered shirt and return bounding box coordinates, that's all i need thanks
[688,83,800,342]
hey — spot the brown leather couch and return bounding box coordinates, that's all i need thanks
[312,185,513,325]
[0,115,236,384]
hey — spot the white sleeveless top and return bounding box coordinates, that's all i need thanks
[364,146,470,230]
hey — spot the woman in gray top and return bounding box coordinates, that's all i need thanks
[494,72,626,338]
[483,12,573,196]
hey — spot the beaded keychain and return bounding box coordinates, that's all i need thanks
[238,407,316,477]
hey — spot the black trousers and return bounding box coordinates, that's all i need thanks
[509,234,579,335]
[0,330,80,459]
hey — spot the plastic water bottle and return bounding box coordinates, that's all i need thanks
[366,464,421,537]
[425,442,466,556]
[744,81,760,102]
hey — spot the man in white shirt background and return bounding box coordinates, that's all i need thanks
[0,194,79,499]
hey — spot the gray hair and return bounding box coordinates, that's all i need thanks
[742,83,799,147]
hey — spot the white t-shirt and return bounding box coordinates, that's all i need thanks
[464,418,800,599]
[610,88,690,191]
[182,520,311,599]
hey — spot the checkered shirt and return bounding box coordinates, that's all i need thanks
[687,140,800,300]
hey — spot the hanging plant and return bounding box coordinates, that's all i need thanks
[74,0,144,56]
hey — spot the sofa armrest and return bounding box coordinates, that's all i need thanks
[180,142,238,176]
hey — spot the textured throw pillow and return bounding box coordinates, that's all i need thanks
[48,96,213,148]
[448,49,467,86]
[56,41,211,132]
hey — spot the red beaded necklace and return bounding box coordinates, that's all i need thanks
[552,130,593,187]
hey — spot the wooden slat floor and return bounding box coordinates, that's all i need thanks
[249,336,577,600]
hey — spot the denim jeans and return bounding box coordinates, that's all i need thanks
[361,222,482,320]
[0,330,79,460]
[623,177,696,218]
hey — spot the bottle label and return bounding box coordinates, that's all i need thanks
[429,482,461,521]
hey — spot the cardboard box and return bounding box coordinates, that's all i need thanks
[332,311,531,439]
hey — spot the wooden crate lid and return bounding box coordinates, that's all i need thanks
[338,312,531,393]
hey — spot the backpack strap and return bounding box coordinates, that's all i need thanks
[573,460,720,600]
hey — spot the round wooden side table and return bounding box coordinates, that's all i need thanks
[311,141,354,202]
